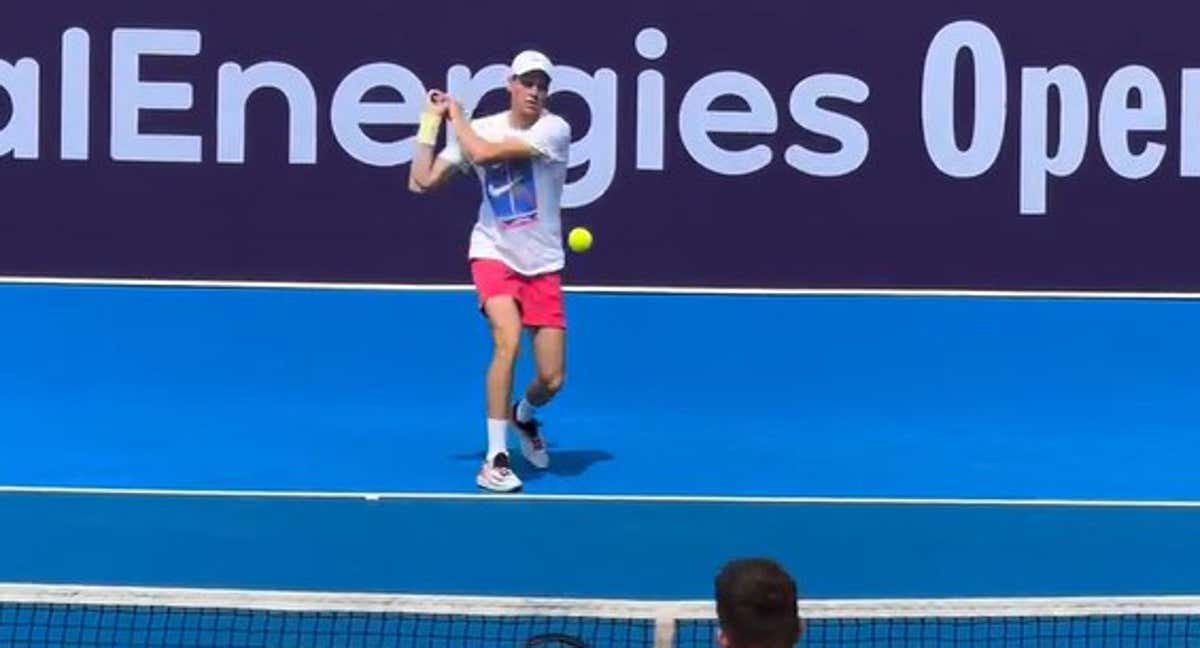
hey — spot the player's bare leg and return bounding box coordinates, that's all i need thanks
[512,326,564,468]
[527,326,565,405]
[476,296,523,492]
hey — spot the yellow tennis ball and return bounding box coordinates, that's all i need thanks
[568,227,593,253]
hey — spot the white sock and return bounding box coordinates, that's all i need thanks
[486,419,508,462]
[516,397,537,423]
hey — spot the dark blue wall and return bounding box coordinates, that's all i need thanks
[2,2,1198,290]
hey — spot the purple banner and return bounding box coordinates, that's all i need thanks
[3,2,1200,290]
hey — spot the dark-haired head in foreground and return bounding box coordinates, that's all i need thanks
[715,559,803,648]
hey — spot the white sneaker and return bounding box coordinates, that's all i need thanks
[476,453,522,492]
[518,432,549,469]
[511,404,550,469]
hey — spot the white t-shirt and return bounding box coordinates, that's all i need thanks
[438,110,571,276]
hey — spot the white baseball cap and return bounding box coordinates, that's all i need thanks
[510,50,553,78]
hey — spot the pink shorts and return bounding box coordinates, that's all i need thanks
[470,258,566,329]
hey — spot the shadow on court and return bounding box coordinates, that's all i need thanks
[452,449,614,478]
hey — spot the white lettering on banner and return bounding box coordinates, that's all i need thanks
[330,63,424,167]
[218,62,318,164]
[548,66,618,208]
[679,71,778,175]
[786,74,870,177]
[1,22,1199,215]
[635,27,668,171]
[922,20,1007,179]
[0,57,40,159]
[110,28,202,163]
[1099,65,1167,180]
[60,27,90,160]
[1181,70,1200,177]
[920,19,1192,215]
[1020,66,1089,215]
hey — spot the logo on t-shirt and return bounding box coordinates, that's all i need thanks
[483,159,538,229]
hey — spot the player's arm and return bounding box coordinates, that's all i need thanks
[446,100,539,166]
[408,152,458,194]
[408,91,460,194]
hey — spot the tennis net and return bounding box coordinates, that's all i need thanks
[1,583,1199,647]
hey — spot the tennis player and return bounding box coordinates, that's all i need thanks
[407,50,572,493]
[715,558,804,648]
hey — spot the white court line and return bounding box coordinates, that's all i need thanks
[2,582,1200,619]
[2,485,1199,508]
[0,274,1197,300]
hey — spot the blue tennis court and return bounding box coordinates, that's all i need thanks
[2,283,1199,628]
